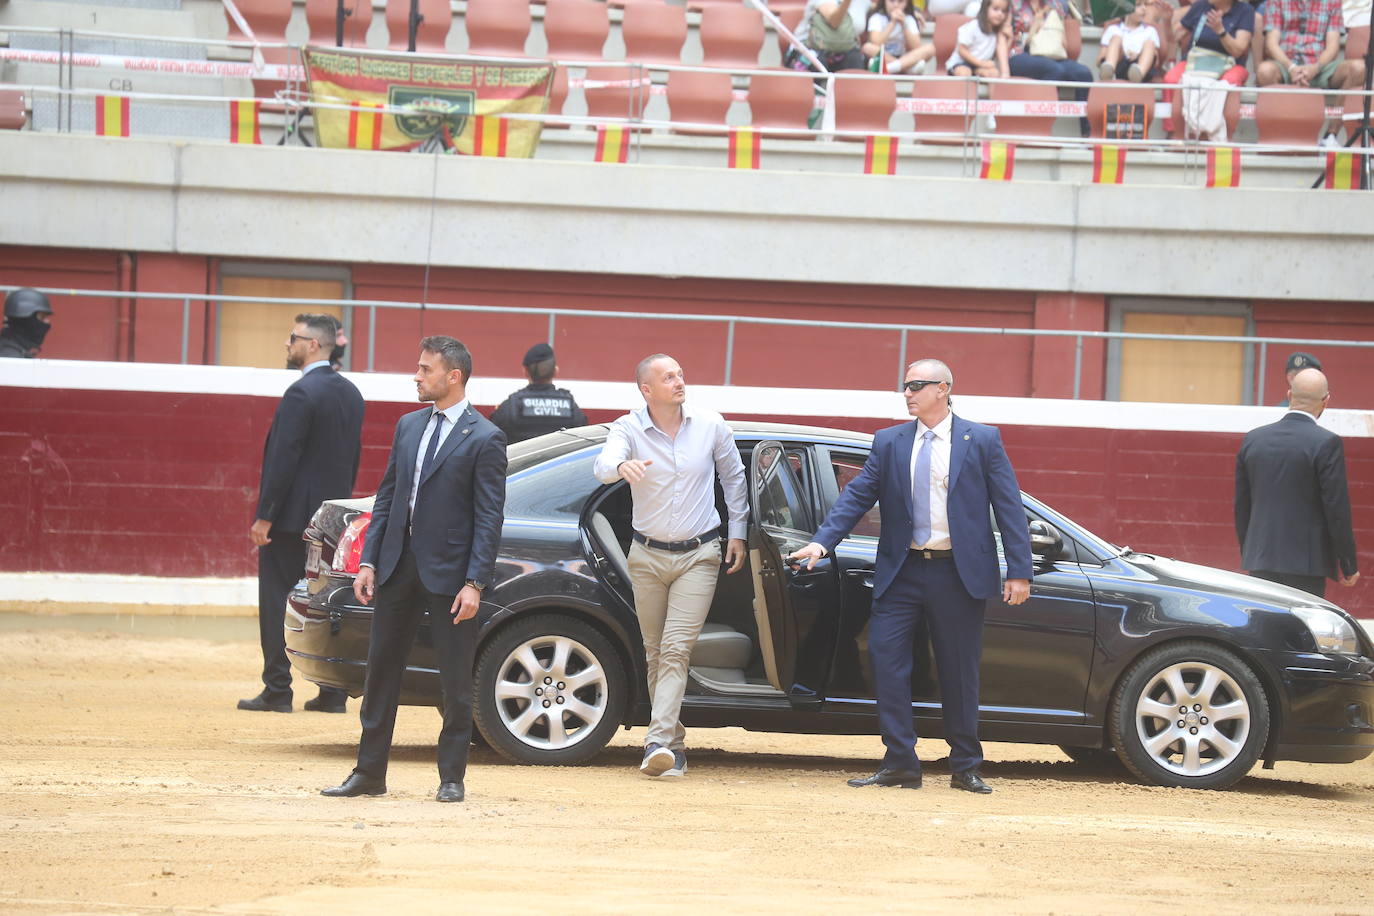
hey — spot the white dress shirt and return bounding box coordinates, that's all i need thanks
[409,399,468,514]
[301,359,331,375]
[910,411,953,550]
[593,403,748,542]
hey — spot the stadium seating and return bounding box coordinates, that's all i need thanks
[621,2,689,66]
[583,64,651,122]
[772,6,806,61]
[1253,89,1327,152]
[1084,85,1153,139]
[305,0,373,48]
[465,0,532,56]
[746,70,815,138]
[0,89,27,130]
[932,15,971,75]
[544,0,612,61]
[833,72,898,137]
[911,77,979,140]
[990,80,1058,137]
[384,0,451,52]
[666,69,735,133]
[699,5,766,68]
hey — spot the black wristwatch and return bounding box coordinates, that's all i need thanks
[465,579,486,591]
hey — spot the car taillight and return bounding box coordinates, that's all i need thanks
[332,513,372,574]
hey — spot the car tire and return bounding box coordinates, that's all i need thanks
[474,613,628,766]
[1108,640,1270,790]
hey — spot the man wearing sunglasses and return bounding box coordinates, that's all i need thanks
[789,359,1032,794]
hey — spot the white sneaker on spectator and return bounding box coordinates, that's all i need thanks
[1127,63,1144,82]
[1321,133,1340,149]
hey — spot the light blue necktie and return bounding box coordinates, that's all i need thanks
[912,429,934,547]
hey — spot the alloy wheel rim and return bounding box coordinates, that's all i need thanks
[1134,661,1251,778]
[494,634,608,750]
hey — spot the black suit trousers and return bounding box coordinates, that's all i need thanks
[355,546,479,783]
[257,534,346,703]
[1251,569,1327,599]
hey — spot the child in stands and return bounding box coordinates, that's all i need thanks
[864,0,936,73]
[1097,2,1163,81]
[948,0,1012,77]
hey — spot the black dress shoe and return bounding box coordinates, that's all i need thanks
[847,767,922,789]
[321,773,386,797]
[950,770,993,793]
[237,693,291,713]
[303,694,347,713]
[435,781,465,803]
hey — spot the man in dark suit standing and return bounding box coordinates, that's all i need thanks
[1236,367,1359,598]
[790,358,1032,794]
[240,313,364,714]
[322,336,506,803]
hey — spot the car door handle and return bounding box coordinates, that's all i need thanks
[844,569,874,589]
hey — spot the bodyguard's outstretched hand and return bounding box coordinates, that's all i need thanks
[617,459,653,483]
[788,542,827,570]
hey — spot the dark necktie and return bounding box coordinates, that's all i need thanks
[912,429,934,547]
[420,411,446,481]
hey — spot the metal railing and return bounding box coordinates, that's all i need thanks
[6,284,1373,404]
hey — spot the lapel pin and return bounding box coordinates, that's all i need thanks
[463,428,471,435]
[963,434,970,440]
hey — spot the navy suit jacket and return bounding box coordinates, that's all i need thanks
[256,366,365,533]
[813,413,1033,601]
[1235,411,1358,579]
[361,404,507,596]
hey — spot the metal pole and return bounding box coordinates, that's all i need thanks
[408,0,420,52]
[897,328,908,389]
[1257,339,1268,405]
[367,305,376,372]
[180,297,190,364]
[335,0,346,46]
[1073,334,1083,399]
[547,312,555,346]
[724,319,736,386]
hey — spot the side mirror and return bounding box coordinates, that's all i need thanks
[1028,519,1064,563]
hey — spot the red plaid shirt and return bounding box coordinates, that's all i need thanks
[1264,0,1344,65]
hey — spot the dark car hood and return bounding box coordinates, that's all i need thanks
[1127,552,1348,615]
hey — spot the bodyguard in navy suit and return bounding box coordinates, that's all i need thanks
[241,314,364,715]
[323,336,507,804]
[791,358,1033,793]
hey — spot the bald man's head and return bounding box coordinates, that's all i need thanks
[1288,367,1330,415]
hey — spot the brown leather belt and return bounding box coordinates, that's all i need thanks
[633,528,720,552]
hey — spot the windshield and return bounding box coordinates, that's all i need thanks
[506,425,608,475]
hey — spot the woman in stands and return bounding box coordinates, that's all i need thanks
[1161,0,1254,135]
[864,0,937,73]
[790,0,869,71]
[948,0,1013,77]
[1008,0,1094,133]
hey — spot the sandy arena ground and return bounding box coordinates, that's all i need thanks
[2,619,1373,915]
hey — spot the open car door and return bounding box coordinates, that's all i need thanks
[749,441,842,706]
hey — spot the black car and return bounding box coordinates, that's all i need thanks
[285,422,1374,790]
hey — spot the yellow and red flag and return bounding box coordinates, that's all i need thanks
[1324,151,1360,190]
[229,99,261,145]
[864,135,898,175]
[728,127,760,170]
[595,124,629,163]
[95,95,129,138]
[1205,147,1241,187]
[979,141,1013,181]
[472,115,508,157]
[305,48,552,156]
[1092,145,1126,184]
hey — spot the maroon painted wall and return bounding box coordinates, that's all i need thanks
[3,388,1372,617]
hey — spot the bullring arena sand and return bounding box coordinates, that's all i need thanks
[3,618,1374,915]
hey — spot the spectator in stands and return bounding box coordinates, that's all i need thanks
[1276,351,1322,407]
[489,343,589,444]
[1161,0,1254,133]
[330,325,349,371]
[1258,0,1366,89]
[1097,2,1163,81]
[949,0,1013,76]
[0,288,53,359]
[1009,0,1094,134]
[791,0,868,71]
[865,0,936,73]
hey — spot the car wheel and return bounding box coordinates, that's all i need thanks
[1108,640,1270,790]
[474,614,628,766]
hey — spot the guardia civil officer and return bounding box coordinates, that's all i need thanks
[489,343,588,443]
[0,288,54,358]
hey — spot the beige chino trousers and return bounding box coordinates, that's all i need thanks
[627,538,722,751]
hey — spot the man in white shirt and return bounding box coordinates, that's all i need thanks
[593,354,748,779]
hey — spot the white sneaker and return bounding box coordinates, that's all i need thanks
[1321,133,1340,149]
[639,743,674,777]
[661,749,688,778]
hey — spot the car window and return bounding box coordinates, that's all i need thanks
[507,429,606,475]
[505,447,600,519]
[754,443,814,533]
[829,453,882,540]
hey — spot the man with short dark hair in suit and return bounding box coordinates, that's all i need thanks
[790,358,1032,794]
[322,336,506,803]
[1236,367,1359,599]
[240,313,364,714]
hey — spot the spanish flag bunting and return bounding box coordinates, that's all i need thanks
[979,141,1013,181]
[1092,145,1126,184]
[728,127,760,170]
[1205,147,1240,187]
[347,100,384,150]
[864,135,898,175]
[1324,150,1361,190]
[229,100,261,145]
[473,115,509,157]
[95,95,130,138]
[594,124,629,164]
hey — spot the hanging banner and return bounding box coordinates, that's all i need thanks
[303,47,552,155]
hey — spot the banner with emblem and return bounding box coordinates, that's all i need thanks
[303,47,553,156]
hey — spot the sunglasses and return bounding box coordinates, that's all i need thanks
[901,379,944,393]
[288,333,320,346]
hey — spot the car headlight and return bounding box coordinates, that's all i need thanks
[1292,606,1360,655]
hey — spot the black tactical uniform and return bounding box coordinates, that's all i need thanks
[0,288,54,358]
[490,382,588,444]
